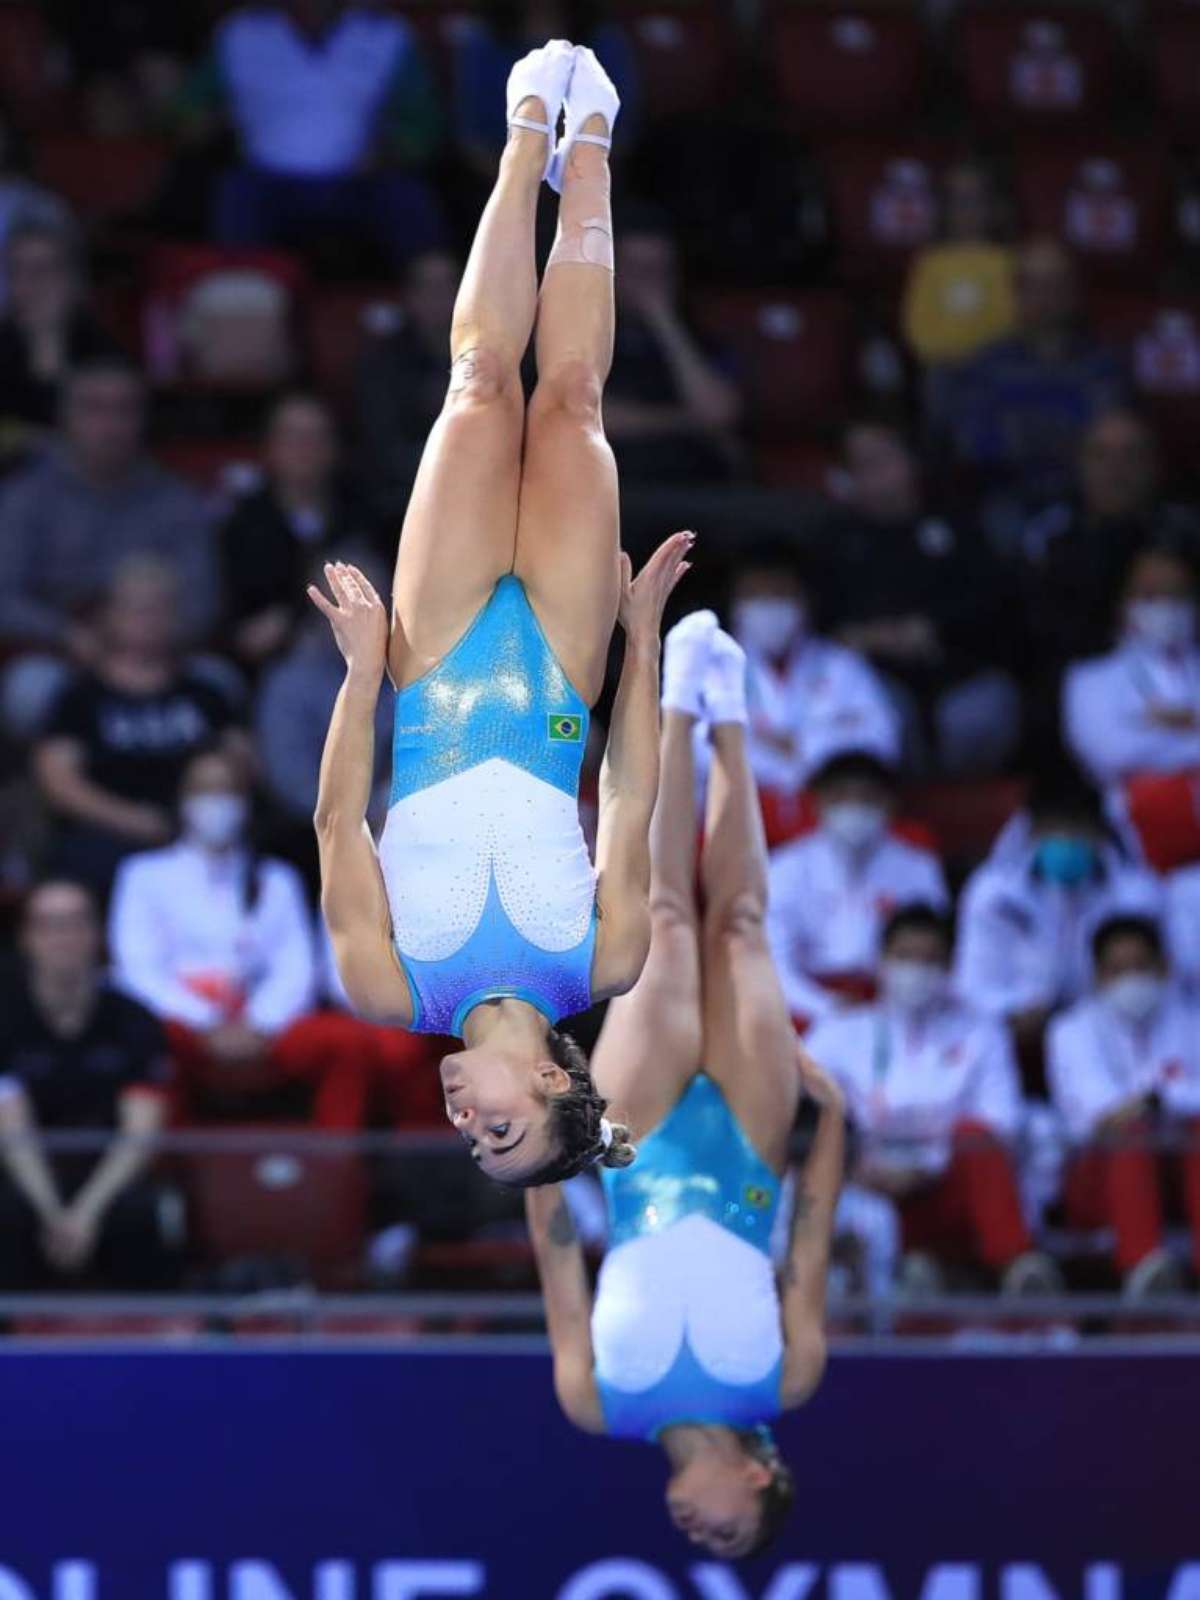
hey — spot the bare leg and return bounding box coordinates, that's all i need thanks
[700,722,801,1174]
[513,115,620,706]
[388,108,547,688]
[591,711,703,1138]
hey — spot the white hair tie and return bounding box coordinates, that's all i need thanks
[598,1118,614,1151]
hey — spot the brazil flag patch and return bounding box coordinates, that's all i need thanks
[744,1184,772,1211]
[548,714,582,744]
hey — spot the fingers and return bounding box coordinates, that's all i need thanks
[344,562,383,604]
[307,585,338,621]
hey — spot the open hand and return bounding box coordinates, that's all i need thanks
[797,1042,845,1116]
[42,1203,100,1272]
[618,531,694,647]
[307,562,389,679]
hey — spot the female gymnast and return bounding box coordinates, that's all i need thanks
[526,613,846,1557]
[310,41,690,1187]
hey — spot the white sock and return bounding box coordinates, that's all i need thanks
[662,610,717,719]
[703,629,749,726]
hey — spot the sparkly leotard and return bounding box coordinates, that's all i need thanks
[592,1074,785,1440]
[378,576,598,1037]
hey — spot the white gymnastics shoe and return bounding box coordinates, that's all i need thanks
[662,610,718,720]
[702,627,749,727]
[506,38,576,185]
[548,43,620,194]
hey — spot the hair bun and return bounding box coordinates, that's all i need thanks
[600,1121,636,1169]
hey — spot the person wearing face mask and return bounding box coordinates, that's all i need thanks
[1048,915,1200,1296]
[765,750,949,1028]
[807,905,1058,1295]
[725,544,900,848]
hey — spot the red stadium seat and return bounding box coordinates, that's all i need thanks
[691,288,856,438]
[1089,291,1200,475]
[1014,137,1173,282]
[757,439,844,495]
[33,136,169,226]
[612,2,737,120]
[1150,10,1200,137]
[768,7,926,134]
[957,5,1117,129]
[819,138,950,285]
[904,777,1029,867]
[10,1315,204,1340]
[307,284,404,411]
[154,439,262,497]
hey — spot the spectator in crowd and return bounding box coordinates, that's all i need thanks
[0,358,218,713]
[928,237,1126,536]
[1047,915,1200,1296]
[110,745,370,1127]
[902,159,1016,369]
[808,905,1058,1295]
[766,750,949,1027]
[179,0,445,268]
[220,393,382,670]
[824,419,1022,776]
[0,880,178,1290]
[33,559,245,895]
[1063,541,1200,798]
[955,772,1162,1061]
[0,218,120,465]
[723,541,900,847]
[605,212,743,485]
[0,112,70,309]
[1167,862,1200,993]
[355,250,459,522]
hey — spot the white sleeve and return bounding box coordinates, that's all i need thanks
[914,850,950,909]
[108,858,222,1029]
[953,874,1044,1018]
[1046,1011,1121,1143]
[966,1020,1022,1140]
[1166,870,1200,992]
[1064,659,1200,786]
[766,855,842,1023]
[244,865,318,1034]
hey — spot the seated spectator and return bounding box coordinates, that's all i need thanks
[0,112,70,308]
[0,880,178,1290]
[902,159,1016,369]
[355,250,458,522]
[929,237,1126,540]
[1064,541,1200,801]
[606,212,743,485]
[955,771,1162,1063]
[33,559,245,895]
[824,419,1022,776]
[110,746,369,1128]
[1167,861,1200,993]
[724,540,899,846]
[0,357,217,736]
[1048,914,1200,1296]
[0,218,121,466]
[808,905,1058,1295]
[766,750,948,1027]
[220,393,382,669]
[179,0,445,269]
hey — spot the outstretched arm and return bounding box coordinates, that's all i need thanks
[592,531,693,998]
[779,1046,846,1410]
[310,563,413,1027]
[525,1186,605,1433]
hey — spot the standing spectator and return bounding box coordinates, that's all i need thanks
[955,772,1162,1063]
[825,419,1022,776]
[808,905,1057,1294]
[1048,915,1200,1296]
[0,880,178,1290]
[33,559,244,895]
[179,1,445,268]
[110,746,369,1127]
[902,159,1016,369]
[605,214,743,485]
[355,250,459,521]
[724,541,899,846]
[0,357,217,683]
[220,393,382,670]
[929,237,1126,533]
[766,750,948,1027]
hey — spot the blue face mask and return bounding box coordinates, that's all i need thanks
[1034,834,1097,886]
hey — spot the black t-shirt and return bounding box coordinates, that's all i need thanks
[0,311,122,431]
[44,667,237,810]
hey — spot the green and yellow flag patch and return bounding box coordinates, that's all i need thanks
[548,714,582,744]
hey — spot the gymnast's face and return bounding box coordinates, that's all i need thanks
[440,1049,568,1182]
[666,1451,771,1559]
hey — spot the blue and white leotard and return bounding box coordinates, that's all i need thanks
[378,576,598,1037]
[592,1074,785,1440]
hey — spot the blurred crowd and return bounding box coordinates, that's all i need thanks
[1,0,1200,1309]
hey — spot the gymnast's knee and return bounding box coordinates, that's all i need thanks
[704,890,767,947]
[529,360,605,431]
[445,342,520,410]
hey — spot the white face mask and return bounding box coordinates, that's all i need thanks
[732,597,807,658]
[1126,598,1196,652]
[1103,972,1165,1025]
[821,801,887,853]
[881,959,947,1014]
[182,793,248,850]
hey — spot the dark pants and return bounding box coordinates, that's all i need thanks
[215,167,447,267]
[0,1175,183,1291]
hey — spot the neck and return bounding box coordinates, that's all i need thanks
[460,996,549,1054]
[32,966,96,1025]
[104,648,172,690]
[276,480,328,514]
[660,1424,735,1469]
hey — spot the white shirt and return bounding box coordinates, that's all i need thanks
[766,828,948,1022]
[1047,990,1200,1143]
[110,842,317,1034]
[217,8,413,175]
[808,997,1022,1176]
[1064,640,1200,790]
[954,837,1163,1018]
[1167,861,1200,992]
